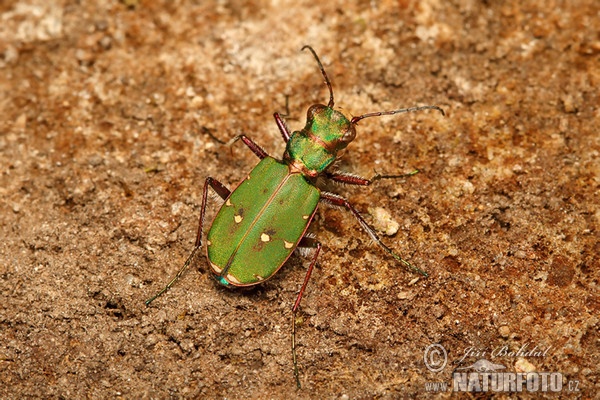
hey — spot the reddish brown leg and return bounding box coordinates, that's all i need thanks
[325,169,419,186]
[320,191,428,277]
[274,112,292,142]
[292,237,321,389]
[145,177,231,306]
[227,134,271,159]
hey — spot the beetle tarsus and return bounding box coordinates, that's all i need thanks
[144,246,201,306]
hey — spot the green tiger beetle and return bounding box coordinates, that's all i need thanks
[145,45,444,388]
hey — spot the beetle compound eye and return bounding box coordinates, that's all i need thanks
[339,125,356,146]
[306,104,324,121]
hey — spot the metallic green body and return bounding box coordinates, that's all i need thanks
[206,156,321,286]
[145,45,442,388]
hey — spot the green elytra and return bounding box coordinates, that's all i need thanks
[145,45,444,388]
[207,157,320,286]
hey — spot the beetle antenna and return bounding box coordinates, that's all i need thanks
[301,45,335,108]
[351,105,445,125]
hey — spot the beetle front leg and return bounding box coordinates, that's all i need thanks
[229,113,292,155]
[274,112,292,142]
[291,236,321,389]
[320,191,428,277]
[226,134,271,159]
[325,169,419,186]
[145,177,231,306]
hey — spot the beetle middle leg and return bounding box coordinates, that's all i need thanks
[320,191,428,277]
[291,236,321,389]
[325,169,419,186]
[145,177,231,306]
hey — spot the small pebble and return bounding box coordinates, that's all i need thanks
[368,207,399,236]
[498,325,510,338]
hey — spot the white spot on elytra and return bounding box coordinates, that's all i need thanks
[226,199,232,206]
[234,214,243,223]
[302,215,309,220]
[261,233,270,242]
[207,240,212,246]
[284,240,294,249]
[210,262,222,274]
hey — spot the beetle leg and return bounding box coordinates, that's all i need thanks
[274,112,292,142]
[320,191,428,277]
[325,169,419,186]
[145,177,231,306]
[226,134,270,159]
[291,238,321,389]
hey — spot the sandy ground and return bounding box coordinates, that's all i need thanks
[1,0,598,398]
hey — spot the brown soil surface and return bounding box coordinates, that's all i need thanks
[1,1,598,398]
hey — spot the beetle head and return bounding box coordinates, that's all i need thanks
[306,104,356,150]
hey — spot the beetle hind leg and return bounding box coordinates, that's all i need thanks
[145,177,231,306]
[291,236,321,389]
